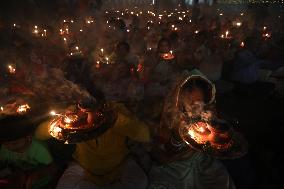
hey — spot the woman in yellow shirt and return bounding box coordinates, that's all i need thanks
[36,98,150,189]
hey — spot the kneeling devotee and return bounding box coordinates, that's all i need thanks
[36,94,150,189]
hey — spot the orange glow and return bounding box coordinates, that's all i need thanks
[16,104,30,113]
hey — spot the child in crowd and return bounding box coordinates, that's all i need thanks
[0,101,58,189]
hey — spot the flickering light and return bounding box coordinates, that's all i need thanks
[50,111,56,116]
[8,65,16,74]
[17,104,30,113]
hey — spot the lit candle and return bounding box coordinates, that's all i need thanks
[225,30,229,38]
[33,25,39,35]
[96,61,100,69]
[240,42,245,47]
[7,65,16,74]
[17,104,30,113]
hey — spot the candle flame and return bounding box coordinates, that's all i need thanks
[17,104,30,113]
[8,65,16,74]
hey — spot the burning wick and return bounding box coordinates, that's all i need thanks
[50,111,62,116]
[263,33,271,38]
[96,61,100,69]
[7,65,16,74]
[236,22,242,27]
[17,104,30,113]
[225,31,229,38]
[64,117,72,124]
[33,25,39,35]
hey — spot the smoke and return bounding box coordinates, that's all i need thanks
[182,101,214,122]
[29,68,92,104]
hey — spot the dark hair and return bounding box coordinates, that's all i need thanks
[157,38,171,50]
[116,41,130,52]
[0,114,36,142]
[180,77,212,103]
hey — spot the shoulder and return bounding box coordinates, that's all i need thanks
[27,138,53,165]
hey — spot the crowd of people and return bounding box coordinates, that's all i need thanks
[0,3,284,189]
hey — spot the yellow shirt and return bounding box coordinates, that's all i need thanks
[73,102,150,185]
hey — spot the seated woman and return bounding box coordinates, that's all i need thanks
[148,69,247,189]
